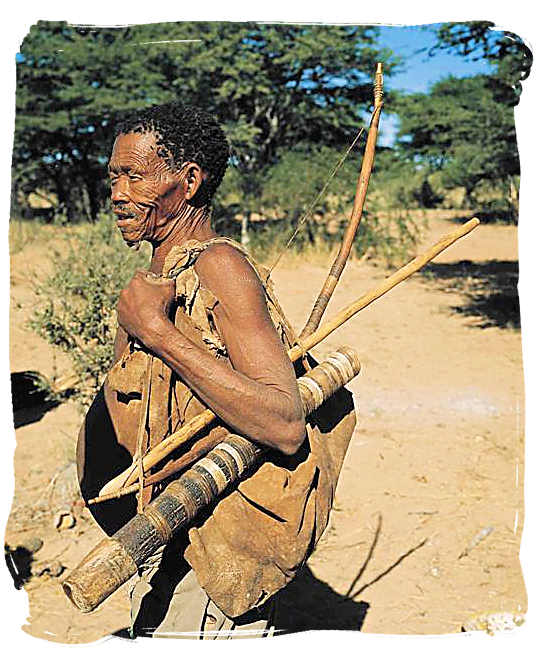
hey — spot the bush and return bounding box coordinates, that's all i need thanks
[352,211,423,267]
[240,208,423,270]
[30,213,147,407]
[473,198,518,224]
[9,217,52,255]
[243,145,423,266]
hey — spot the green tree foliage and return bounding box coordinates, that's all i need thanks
[13,23,178,220]
[396,75,519,216]
[261,145,359,220]
[368,149,439,210]
[256,144,422,264]
[433,21,532,106]
[13,21,398,221]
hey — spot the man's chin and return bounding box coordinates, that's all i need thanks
[118,228,143,249]
[116,214,150,249]
[125,239,142,250]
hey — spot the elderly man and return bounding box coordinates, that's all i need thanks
[77,103,355,639]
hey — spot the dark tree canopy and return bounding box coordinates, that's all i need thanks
[396,75,519,214]
[13,21,399,220]
[432,21,532,106]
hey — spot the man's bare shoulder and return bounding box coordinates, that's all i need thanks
[194,242,266,311]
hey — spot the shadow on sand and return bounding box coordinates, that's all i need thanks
[5,543,35,589]
[422,259,519,329]
[273,565,370,633]
[274,514,427,634]
[10,370,62,428]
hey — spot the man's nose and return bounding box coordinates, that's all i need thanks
[111,177,129,204]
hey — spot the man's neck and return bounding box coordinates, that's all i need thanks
[149,205,217,274]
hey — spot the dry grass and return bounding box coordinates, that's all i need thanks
[9,219,54,256]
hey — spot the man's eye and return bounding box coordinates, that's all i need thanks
[128,175,142,182]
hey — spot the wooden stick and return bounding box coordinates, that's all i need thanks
[89,428,227,504]
[98,410,218,496]
[135,356,152,512]
[300,62,384,339]
[289,217,480,359]
[97,217,480,499]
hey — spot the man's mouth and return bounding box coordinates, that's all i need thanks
[113,207,152,246]
[114,212,137,226]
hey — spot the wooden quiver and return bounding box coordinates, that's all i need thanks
[62,346,361,613]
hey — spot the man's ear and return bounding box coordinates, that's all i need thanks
[183,162,206,201]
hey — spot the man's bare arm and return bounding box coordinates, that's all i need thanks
[116,244,306,455]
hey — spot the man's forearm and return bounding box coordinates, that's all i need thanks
[146,319,306,455]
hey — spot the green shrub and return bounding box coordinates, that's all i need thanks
[30,213,147,407]
[352,211,423,268]
[241,209,423,270]
[244,145,423,267]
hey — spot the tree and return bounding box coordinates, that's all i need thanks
[13,22,178,221]
[13,21,399,221]
[396,75,519,214]
[432,21,532,106]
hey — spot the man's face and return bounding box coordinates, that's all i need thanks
[108,131,183,247]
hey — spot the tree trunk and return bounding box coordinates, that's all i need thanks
[464,185,474,209]
[240,212,250,248]
[85,175,100,222]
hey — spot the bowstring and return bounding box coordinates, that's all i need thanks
[267,126,366,278]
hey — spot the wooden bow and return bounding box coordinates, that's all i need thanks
[300,62,384,338]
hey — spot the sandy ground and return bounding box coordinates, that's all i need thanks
[4,212,525,641]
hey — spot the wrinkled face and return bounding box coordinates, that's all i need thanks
[108,131,184,247]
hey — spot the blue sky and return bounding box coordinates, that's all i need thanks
[376,24,494,146]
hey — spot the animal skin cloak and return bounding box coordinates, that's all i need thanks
[78,238,356,618]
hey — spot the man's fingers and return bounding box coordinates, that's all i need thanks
[146,275,175,289]
[134,269,152,280]
[132,269,172,287]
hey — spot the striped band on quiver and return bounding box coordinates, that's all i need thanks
[297,346,361,414]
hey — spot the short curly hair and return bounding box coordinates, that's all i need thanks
[115,103,229,204]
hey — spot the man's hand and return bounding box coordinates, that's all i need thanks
[117,270,175,348]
